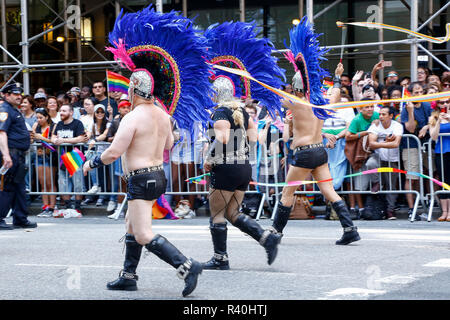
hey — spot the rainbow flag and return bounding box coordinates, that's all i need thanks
[152,195,179,220]
[322,80,333,90]
[403,88,412,98]
[106,71,130,94]
[41,127,55,152]
[61,147,85,177]
[399,87,411,113]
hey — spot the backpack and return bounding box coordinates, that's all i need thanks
[289,195,314,220]
[361,195,387,220]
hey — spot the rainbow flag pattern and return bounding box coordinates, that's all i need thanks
[107,71,130,94]
[41,127,55,152]
[322,80,333,90]
[187,167,450,191]
[152,195,179,220]
[61,147,86,177]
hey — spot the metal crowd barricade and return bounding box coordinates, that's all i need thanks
[27,141,128,215]
[266,134,426,222]
[26,133,431,221]
[426,133,450,222]
[165,138,268,218]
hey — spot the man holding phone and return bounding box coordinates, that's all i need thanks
[367,106,404,220]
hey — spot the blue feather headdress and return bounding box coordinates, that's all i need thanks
[106,6,214,132]
[285,17,334,120]
[204,21,286,117]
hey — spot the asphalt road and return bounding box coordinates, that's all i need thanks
[1,215,450,302]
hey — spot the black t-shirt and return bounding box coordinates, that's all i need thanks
[53,118,85,153]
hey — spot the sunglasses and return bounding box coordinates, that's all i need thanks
[95,110,105,114]
[437,100,450,105]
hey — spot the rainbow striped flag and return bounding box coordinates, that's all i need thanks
[61,147,86,177]
[322,80,333,90]
[41,127,55,152]
[106,71,130,94]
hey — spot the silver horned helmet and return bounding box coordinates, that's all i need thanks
[129,69,154,105]
[212,76,235,104]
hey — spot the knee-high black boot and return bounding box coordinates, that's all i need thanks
[332,200,361,245]
[272,202,292,236]
[203,222,230,270]
[233,214,281,265]
[145,234,203,297]
[107,234,143,291]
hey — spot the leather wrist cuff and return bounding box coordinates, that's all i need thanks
[89,155,105,169]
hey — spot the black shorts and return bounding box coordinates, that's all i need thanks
[127,170,167,201]
[292,146,328,169]
[210,164,252,192]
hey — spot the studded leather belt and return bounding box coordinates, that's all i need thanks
[294,143,324,153]
[124,164,163,181]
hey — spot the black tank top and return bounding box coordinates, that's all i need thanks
[209,106,250,164]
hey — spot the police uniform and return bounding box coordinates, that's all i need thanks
[0,83,37,230]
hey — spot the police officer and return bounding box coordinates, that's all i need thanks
[0,82,37,230]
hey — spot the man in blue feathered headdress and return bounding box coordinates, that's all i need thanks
[83,6,213,297]
[271,17,361,246]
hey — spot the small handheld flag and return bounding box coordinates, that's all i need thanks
[61,147,86,177]
[41,127,55,152]
[106,71,130,95]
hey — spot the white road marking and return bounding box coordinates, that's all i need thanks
[322,288,386,299]
[14,263,296,276]
[423,259,450,268]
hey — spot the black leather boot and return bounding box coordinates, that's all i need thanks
[203,222,230,270]
[233,214,281,265]
[145,234,203,297]
[272,202,292,241]
[107,234,143,291]
[332,200,361,245]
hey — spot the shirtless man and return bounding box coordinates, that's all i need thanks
[272,63,361,245]
[83,70,203,297]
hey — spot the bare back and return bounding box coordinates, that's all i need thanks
[121,104,172,173]
[286,100,324,148]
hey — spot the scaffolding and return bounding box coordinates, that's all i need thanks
[0,0,449,94]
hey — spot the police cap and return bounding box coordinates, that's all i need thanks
[1,82,24,94]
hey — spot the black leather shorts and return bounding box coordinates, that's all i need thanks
[292,146,328,169]
[126,170,167,201]
[210,164,252,192]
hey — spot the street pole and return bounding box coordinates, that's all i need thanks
[306,0,313,24]
[63,0,69,82]
[378,0,384,83]
[240,0,245,22]
[20,0,30,94]
[410,0,418,82]
[156,0,163,13]
[1,0,7,81]
[77,0,82,88]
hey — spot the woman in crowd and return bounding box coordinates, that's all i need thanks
[417,67,429,86]
[400,76,411,88]
[45,96,61,124]
[387,85,403,120]
[20,95,37,129]
[87,104,111,206]
[32,108,57,217]
[429,98,450,221]
[80,97,96,139]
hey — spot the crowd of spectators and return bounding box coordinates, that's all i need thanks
[0,60,449,221]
